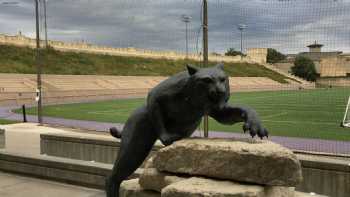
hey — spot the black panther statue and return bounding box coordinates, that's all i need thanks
[106,64,268,197]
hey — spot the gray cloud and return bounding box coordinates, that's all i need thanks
[0,0,349,54]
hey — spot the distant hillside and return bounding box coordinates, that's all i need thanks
[0,44,289,83]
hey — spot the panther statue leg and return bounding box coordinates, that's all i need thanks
[105,106,158,197]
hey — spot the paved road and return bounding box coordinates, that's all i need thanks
[0,171,104,197]
[1,106,350,155]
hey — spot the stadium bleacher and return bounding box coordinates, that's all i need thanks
[0,73,311,106]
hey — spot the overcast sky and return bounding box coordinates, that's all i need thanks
[0,0,349,54]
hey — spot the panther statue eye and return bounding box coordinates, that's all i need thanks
[219,77,226,82]
[201,77,213,83]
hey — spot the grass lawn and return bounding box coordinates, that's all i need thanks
[0,44,290,83]
[17,88,350,141]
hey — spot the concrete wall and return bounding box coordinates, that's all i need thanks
[0,150,142,189]
[319,57,349,77]
[246,48,268,64]
[273,62,293,73]
[0,33,265,64]
[40,133,162,166]
[274,51,350,78]
[296,154,350,197]
[40,133,349,197]
[317,77,350,87]
[273,57,350,78]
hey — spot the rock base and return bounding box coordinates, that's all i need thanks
[154,138,302,186]
[120,177,326,197]
[120,179,160,197]
[121,138,327,197]
[162,177,266,197]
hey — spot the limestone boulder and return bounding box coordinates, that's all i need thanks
[119,179,160,197]
[143,157,156,169]
[154,138,302,186]
[265,186,296,197]
[162,177,264,197]
[295,192,328,197]
[139,157,187,192]
[139,167,187,192]
[161,177,324,197]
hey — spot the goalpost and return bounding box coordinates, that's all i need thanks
[341,96,350,128]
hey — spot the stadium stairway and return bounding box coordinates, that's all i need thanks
[261,63,316,89]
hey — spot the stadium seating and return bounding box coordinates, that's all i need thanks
[0,73,311,106]
[0,75,36,92]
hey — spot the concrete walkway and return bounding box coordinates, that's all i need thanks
[0,171,104,197]
[1,106,350,155]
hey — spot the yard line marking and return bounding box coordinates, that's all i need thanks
[263,112,288,119]
[231,94,294,101]
[262,120,336,125]
[87,110,118,115]
[255,109,343,113]
[246,103,345,108]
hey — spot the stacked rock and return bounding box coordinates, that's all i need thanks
[120,138,327,197]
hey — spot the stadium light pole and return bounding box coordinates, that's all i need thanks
[1,0,43,124]
[181,15,192,60]
[237,24,247,57]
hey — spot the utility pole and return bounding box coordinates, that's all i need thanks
[35,0,43,125]
[203,0,209,138]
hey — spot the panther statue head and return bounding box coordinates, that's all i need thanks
[186,63,230,111]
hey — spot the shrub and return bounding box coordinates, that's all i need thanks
[225,48,244,56]
[291,56,317,81]
[267,48,286,63]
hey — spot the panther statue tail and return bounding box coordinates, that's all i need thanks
[109,127,122,138]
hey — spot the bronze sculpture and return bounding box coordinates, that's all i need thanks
[106,64,268,197]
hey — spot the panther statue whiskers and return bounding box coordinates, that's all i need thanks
[106,64,268,197]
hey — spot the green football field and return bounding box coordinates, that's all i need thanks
[19,88,350,141]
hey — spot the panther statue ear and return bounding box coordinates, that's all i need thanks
[186,64,199,76]
[216,63,224,70]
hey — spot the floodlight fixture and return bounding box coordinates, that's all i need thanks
[181,15,192,59]
[237,24,247,55]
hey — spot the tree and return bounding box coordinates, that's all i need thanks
[267,48,286,63]
[291,56,318,81]
[225,48,244,56]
